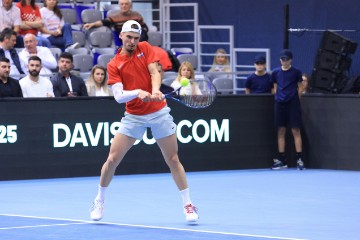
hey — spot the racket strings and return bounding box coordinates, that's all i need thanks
[180,86,217,108]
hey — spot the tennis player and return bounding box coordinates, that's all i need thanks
[89,20,199,223]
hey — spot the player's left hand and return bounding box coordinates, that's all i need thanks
[151,90,163,102]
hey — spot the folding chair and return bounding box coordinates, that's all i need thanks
[212,77,234,94]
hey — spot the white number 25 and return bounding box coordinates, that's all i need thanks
[0,125,17,143]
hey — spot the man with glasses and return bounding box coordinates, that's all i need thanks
[270,49,305,170]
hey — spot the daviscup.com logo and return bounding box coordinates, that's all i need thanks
[53,119,229,148]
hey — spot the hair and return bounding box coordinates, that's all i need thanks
[59,52,73,62]
[0,57,10,64]
[86,65,112,96]
[0,28,17,42]
[44,0,62,19]
[176,61,195,81]
[20,0,37,9]
[209,48,231,72]
[28,55,42,64]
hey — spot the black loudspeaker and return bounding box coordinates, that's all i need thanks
[311,69,343,92]
[314,49,352,73]
[320,31,358,54]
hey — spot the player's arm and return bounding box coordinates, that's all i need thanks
[245,88,251,94]
[148,62,163,101]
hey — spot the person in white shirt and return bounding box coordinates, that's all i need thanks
[171,61,202,95]
[40,0,79,51]
[19,55,54,97]
[19,33,57,78]
[85,65,112,97]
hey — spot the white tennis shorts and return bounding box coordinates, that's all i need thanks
[117,106,177,140]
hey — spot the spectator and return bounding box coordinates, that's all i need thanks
[0,57,23,97]
[298,73,310,96]
[83,0,149,43]
[86,65,112,96]
[16,0,51,47]
[270,49,305,170]
[245,55,273,94]
[51,52,88,97]
[0,28,26,77]
[19,55,54,97]
[19,33,57,78]
[171,61,202,95]
[0,0,24,48]
[207,48,231,80]
[40,0,79,51]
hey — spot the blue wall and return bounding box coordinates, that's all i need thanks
[171,0,360,76]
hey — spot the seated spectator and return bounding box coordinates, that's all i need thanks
[245,55,273,94]
[19,55,54,97]
[51,52,88,97]
[83,0,149,44]
[171,61,202,95]
[207,48,231,80]
[16,0,51,47]
[86,65,112,96]
[0,0,24,48]
[40,0,79,51]
[19,33,57,78]
[0,57,23,97]
[299,73,310,96]
[0,28,26,78]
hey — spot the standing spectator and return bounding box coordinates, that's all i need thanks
[0,0,24,48]
[270,49,305,170]
[245,55,273,94]
[83,0,149,43]
[51,52,88,97]
[19,55,54,97]
[0,28,26,77]
[19,33,57,77]
[85,65,112,96]
[16,0,51,47]
[207,48,231,81]
[40,0,79,51]
[0,57,23,97]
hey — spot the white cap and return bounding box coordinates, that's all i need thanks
[121,20,142,35]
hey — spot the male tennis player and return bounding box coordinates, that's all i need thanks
[89,20,199,223]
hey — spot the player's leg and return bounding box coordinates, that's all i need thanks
[156,134,199,223]
[90,133,136,221]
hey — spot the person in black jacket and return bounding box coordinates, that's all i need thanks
[0,57,23,97]
[50,52,88,97]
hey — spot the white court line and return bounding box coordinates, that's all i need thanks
[0,222,87,230]
[0,214,308,240]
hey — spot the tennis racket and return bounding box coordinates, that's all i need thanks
[160,79,217,108]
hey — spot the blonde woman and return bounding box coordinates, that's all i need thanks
[86,65,112,96]
[171,61,202,95]
[208,48,231,80]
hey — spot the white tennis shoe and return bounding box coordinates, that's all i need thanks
[90,199,104,221]
[184,204,199,223]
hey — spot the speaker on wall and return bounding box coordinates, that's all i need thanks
[320,31,358,54]
[311,69,343,92]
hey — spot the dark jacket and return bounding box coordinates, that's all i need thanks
[0,77,23,97]
[51,72,88,97]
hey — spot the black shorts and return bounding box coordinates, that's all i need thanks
[274,97,302,128]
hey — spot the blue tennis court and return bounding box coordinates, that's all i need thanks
[1,169,359,240]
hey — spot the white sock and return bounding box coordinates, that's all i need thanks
[180,188,192,206]
[95,185,107,201]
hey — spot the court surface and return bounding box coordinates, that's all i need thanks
[1,169,359,240]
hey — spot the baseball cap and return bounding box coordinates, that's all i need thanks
[121,20,142,35]
[280,49,293,59]
[254,55,266,64]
